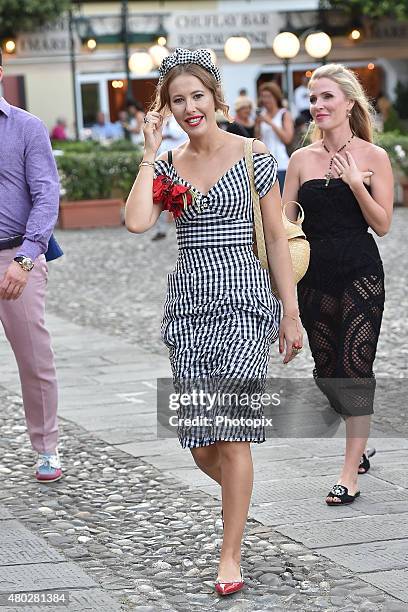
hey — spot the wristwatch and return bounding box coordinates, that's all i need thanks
[14,256,34,272]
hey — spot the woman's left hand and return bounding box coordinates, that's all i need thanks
[332,151,373,190]
[279,316,303,364]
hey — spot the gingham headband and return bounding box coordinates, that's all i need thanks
[158,48,221,84]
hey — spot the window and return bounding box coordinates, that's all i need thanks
[81,82,100,127]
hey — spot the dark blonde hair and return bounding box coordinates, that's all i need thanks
[150,63,230,119]
[258,81,283,108]
[308,63,375,143]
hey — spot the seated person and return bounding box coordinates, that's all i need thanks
[91,111,117,141]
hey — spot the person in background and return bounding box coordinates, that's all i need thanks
[0,50,62,482]
[50,118,68,141]
[238,87,248,96]
[255,82,294,192]
[157,114,188,154]
[126,101,145,147]
[91,111,117,141]
[294,75,312,122]
[112,110,127,140]
[227,96,255,138]
[151,115,188,241]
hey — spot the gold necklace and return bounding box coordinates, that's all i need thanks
[323,134,354,187]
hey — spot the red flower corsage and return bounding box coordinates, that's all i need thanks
[153,175,195,218]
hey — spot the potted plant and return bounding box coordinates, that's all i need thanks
[56,150,143,229]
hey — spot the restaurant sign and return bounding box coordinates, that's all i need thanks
[167,11,282,50]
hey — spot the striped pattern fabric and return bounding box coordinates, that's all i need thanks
[155,152,281,448]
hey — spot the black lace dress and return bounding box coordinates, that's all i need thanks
[297,178,385,416]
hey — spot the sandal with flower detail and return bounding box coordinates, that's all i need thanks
[326,484,360,505]
[359,448,376,474]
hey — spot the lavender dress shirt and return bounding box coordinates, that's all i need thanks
[0,97,60,261]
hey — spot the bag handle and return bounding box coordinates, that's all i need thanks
[244,138,269,271]
[282,201,305,225]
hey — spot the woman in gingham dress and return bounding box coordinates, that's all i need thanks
[125,49,303,595]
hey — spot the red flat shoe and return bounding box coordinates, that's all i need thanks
[215,568,244,596]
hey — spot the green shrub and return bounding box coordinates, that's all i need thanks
[57,150,143,201]
[375,131,408,175]
[383,107,407,134]
[52,140,99,154]
[108,139,141,152]
[52,139,142,154]
[395,81,408,120]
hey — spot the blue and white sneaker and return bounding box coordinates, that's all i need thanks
[35,450,62,482]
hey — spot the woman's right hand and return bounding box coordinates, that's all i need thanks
[142,111,164,156]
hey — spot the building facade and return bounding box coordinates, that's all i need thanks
[1,0,407,134]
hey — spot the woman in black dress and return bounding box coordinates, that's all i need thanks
[283,64,393,505]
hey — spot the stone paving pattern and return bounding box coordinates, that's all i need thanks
[47,210,408,436]
[1,390,406,611]
[0,210,407,610]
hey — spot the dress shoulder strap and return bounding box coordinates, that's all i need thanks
[167,150,173,164]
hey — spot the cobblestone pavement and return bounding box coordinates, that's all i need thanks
[48,209,408,435]
[0,210,406,611]
[0,388,405,612]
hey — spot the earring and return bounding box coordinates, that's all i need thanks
[347,111,352,118]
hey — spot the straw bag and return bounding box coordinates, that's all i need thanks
[244,139,310,297]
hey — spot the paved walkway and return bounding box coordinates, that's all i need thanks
[0,312,407,610]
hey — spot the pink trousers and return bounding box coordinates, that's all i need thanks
[0,247,58,453]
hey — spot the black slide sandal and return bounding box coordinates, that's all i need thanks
[326,484,361,505]
[359,448,376,474]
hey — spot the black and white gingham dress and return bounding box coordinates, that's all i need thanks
[155,152,281,448]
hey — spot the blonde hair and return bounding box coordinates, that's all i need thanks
[150,63,231,119]
[308,63,375,143]
[234,95,253,112]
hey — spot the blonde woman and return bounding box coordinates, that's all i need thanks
[228,96,255,137]
[125,49,302,594]
[283,64,393,505]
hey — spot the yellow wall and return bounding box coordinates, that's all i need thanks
[4,62,74,131]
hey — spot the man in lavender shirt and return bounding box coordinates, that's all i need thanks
[0,51,62,482]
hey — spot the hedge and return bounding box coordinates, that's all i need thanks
[56,150,143,201]
[55,132,408,202]
[52,139,140,154]
[374,131,408,173]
